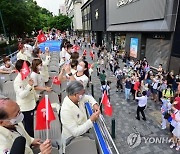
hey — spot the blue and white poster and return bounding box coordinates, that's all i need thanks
[130,38,138,58]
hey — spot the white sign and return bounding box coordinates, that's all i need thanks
[117,0,139,7]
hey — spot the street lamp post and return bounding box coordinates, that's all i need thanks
[0,10,11,56]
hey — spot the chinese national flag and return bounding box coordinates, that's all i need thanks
[35,96,56,130]
[101,91,113,116]
[20,61,30,80]
[37,34,46,43]
[52,76,61,85]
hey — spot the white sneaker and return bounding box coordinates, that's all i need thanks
[170,143,175,149]
[176,146,180,151]
[161,127,166,130]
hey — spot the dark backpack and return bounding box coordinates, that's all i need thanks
[164,89,173,96]
[102,85,108,94]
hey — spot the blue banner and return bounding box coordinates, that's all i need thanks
[85,102,110,154]
[39,40,62,52]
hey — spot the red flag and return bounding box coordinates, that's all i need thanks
[90,51,93,58]
[37,33,46,43]
[52,76,61,85]
[88,64,92,69]
[83,50,87,56]
[101,92,113,116]
[35,96,56,130]
[20,61,30,80]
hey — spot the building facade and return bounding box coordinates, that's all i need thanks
[59,5,67,15]
[106,0,180,73]
[65,0,83,32]
[81,0,106,46]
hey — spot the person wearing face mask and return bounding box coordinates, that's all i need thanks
[30,59,52,95]
[14,60,38,137]
[60,81,100,153]
[0,57,16,74]
[32,48,51,83]
[0,97,52,154]
[63,44,73,63]
[73,61,89,88]
[17,43,28,61]
[40,47,51,83]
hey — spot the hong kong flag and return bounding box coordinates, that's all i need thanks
[35,95,55,130]
[52,76,61,85]
[37,33,46,43]
[101,91,113,116]
[20,61,30,80]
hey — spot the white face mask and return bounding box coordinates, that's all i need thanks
[37,65,42,71]
[8,113,24,125]
[78,94,84,101]
[7,61,12,65]
[77,65,83,72]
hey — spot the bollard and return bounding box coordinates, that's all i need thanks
[99,97,102,113]
[111,118,115,139]
[91,84,94,97]
[97,68,99,76]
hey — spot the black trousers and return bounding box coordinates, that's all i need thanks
[22,110,34,137]
[10,136,26,154]
[136,106,146,120]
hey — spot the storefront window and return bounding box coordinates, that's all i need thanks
[115,34,126,54]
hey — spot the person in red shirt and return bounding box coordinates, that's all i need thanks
[134,78,140,98]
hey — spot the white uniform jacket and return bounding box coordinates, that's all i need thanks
[0,123,34,154]
[17,51,28,61]
[40,55,51,82]
[61,95,97,140]
[14,73,37,112]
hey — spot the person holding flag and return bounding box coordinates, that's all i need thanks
[0,97,52,154]
[101,91,113,117]
[61,81,100,152]
[14,60,38,137]
[37,30,46,44]
[35,95,56,135]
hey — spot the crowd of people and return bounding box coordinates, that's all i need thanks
[96,46,180,151]
[0,32,101,153]
[0,31,180,153]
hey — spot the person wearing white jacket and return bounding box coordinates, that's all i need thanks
[61,81,100,152]
[32,47,51,83]
[0,98,52,154]
[40,47,51,82]
[14,60,37,137]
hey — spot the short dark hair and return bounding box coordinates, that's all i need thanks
[32,48,41,58]
[3,57,10,63]
[142,91,147,96]
[31,59,42,73]
[71,59,78,68]
[15,60,31,72]
[71,52,79,60]
[66,44,73,49]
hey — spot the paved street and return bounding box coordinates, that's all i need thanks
[81,48,179,154]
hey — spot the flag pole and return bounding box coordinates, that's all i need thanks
[100,91,105,107]
[45,95,49,139]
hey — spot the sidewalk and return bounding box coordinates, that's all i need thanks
[83,48,178,154]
